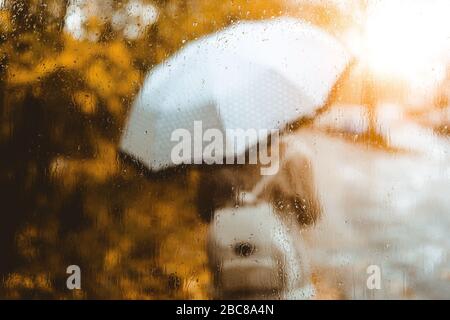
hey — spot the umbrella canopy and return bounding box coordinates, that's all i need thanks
[121,17,350,171]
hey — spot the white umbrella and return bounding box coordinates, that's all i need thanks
[121,17,350,171]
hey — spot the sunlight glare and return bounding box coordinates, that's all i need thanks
[361,0,450,81]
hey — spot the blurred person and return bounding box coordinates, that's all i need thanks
[120,1,450,300]
[120,16,352,299]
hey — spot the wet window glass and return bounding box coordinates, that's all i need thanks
[0,0,449,300]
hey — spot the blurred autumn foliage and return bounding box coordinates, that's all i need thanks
[0,0,283,300]
[0,0,360,299]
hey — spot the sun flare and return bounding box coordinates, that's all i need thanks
[357,0,450,82]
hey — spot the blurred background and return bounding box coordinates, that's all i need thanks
[0,0,449,299]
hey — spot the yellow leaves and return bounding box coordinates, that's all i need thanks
[50,139,119,187]
[1,0,318,300]
[5,273,35,290]
[6,68,28,85]
[4,273,52,292]
[88,140,120,180]
[7,63,45,85]
[104,238,133,271]
[4,32,142,125]
[158,223,210,299]
[7,53,59,85]
[86,60,114,98]
[107,41,132,70]
[60,34,100,67]
[186,271,211,300]
[73,90,97,114]
[118,69,141,96]
[58,48,83,70]
[153,0,285,64]
[104,249,121,270]
[81,43,140,114]
[106,96,122,117]
[16,226,39,259]
[124,206,153,230]
[118,278,142,299]
[84,16,104,42]
[0,10,11,33]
